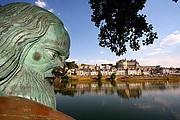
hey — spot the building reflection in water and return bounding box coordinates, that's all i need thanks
[54,82,180,99]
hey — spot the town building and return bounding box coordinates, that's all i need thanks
[116,59,140,70]
[69,59,180,76]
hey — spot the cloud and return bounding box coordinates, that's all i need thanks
[160,56,180,67]
[66,57,79,62]
[137,56,180,67]
[173,30,179,34]
[82,59,116,65]
[136,44,157,51]
[100,51,104,55]
[35,0,47,8]
[140,46,148,50]
[35,0,55,14]
[160,33,180,46]
[48,8,54,13]
[147,48,165,56]
[89,59,116,65]
[137,57,161,66]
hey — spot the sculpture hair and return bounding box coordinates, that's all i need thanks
[0,2,63,85]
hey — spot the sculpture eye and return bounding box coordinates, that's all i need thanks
[47,50,58,59]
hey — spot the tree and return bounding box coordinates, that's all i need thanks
[97,70,102,87]
[66,61,78,69]
[111,73,116,81]
[97,70,102,80]
[173,0,178,2]
[89,0,177,56]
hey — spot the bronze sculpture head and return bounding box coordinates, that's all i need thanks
[0,2,70,108]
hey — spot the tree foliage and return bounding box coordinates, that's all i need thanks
[97,70,102,80]
[89,0,178,56]
[111,73,116,81]
[89,0,159,56]
[172,0,178,2]
[66,61,78,69]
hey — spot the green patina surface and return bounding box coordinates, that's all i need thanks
[0,2,70,109]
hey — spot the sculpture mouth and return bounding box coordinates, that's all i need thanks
[52,67,66,77]
[45,67,66,85]
[45,77,55,85]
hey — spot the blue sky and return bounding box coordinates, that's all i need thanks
[1,0,180,67]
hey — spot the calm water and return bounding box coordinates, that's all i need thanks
[55,82,180,120]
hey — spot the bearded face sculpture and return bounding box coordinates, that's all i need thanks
[0,2,70,109]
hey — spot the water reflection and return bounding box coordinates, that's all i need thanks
[56,82,180,120]
[55,82,180,99]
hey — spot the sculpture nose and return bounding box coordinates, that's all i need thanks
[52,66,66,77]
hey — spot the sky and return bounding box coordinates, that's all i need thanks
[1,0,180,67]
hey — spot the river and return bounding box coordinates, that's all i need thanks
[55,82,180,120]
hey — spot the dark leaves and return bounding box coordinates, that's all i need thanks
[89,0,158,56]
[172,0,178,2]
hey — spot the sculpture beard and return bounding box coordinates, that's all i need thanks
[1,66,56,108]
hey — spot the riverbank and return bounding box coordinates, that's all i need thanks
[63,75,180,83]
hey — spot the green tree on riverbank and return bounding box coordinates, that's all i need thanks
[111,73,116,81]
[97,70,102,87]
[97,70,102,80]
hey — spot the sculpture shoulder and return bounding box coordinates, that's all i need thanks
[0,96,74,120]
